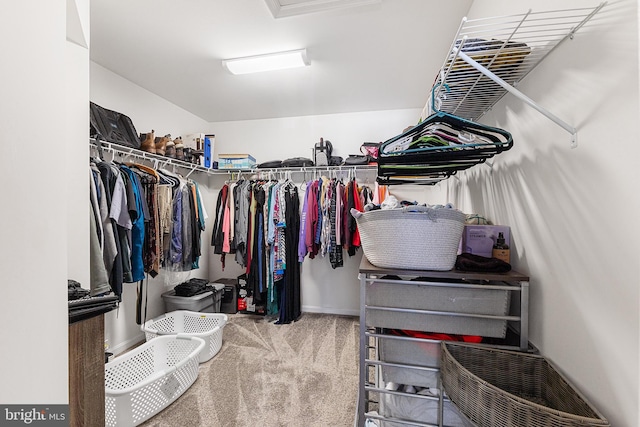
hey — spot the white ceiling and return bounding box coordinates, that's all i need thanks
[89,0,473,123]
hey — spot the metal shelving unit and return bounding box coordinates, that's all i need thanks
[356,257,531,427]
[429,3,607,148]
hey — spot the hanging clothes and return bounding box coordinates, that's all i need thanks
[94,161,125,300]
[120,165,146,282]
[129,163,161,277]
[328,180,344,269]
[89,165,110,296]
[247,183,267,304]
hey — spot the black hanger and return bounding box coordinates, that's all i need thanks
[380,83,512,157]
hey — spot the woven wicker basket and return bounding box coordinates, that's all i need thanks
[351,206,466,270]
[440,342,610,427]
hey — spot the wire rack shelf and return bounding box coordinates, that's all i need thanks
[429,2,607,148]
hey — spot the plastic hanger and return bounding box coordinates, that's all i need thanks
[380,84,512,157]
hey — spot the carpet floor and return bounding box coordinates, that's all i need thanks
[140,312,360,427]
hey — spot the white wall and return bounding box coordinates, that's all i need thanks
[67,1,90,289]
[91,62,209,139]
[0,0,73,404]
[208,109,421,163]
[206,110,448,315]
[444,1,639,426]
[90,62,216,354]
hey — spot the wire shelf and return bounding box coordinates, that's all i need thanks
[90,139,377,180]
[430,3,607,130]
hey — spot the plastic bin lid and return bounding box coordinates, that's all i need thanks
[161,290,213,300]
[211,283,225,292]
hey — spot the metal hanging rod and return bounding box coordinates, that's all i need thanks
[90,139,377,178]
[90,138,207,176]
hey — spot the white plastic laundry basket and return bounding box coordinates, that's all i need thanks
[104,335,205,427]
[142,310,228,363]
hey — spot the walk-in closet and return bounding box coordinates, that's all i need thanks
[1,1,638,427]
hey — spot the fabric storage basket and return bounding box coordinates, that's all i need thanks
[105,335,205,427]
[440,342,610,427]
[379,390,476,427]
[379,335,441,389]
[142,310,228,363]
[351,205,466,271]
[366,279,510,338]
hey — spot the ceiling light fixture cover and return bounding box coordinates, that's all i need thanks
[222,49,310,75]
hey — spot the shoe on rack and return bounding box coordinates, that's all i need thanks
[155,134,170,156]
[140,130,156,154]
[191,150,204,165]
[183,148,193,164]
[165,138,176,158]
[175,138,185,161]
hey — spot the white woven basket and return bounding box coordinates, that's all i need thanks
[142,310,227,363]
[352,206,466,270]
[105,335,205,427]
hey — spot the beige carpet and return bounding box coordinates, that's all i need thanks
[141,312,360,427]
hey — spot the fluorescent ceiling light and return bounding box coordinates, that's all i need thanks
[222,49,310,75]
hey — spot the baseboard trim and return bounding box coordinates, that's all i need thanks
[302,305,359,317]
[110,332,145,356]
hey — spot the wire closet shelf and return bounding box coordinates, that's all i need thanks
[430,3,607,148]
[90,139,377,180]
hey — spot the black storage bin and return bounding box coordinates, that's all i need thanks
[213,278,238,314]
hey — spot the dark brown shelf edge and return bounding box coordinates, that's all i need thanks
[359,256,530,283]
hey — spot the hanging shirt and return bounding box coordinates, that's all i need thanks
[120,165,146,282]
[298,181,309,262]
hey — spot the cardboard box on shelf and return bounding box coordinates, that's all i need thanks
[460,225,511,260]
[218,153,256,170]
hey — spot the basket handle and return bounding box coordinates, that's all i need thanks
[401,205,438,220]
[402,204,455,213]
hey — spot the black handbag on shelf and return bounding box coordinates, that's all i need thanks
[281,157,315,167]
[90,101,141,149]
[343,155,370,165]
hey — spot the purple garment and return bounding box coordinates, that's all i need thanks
[314,178,323,244]
[305,181,319,257]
